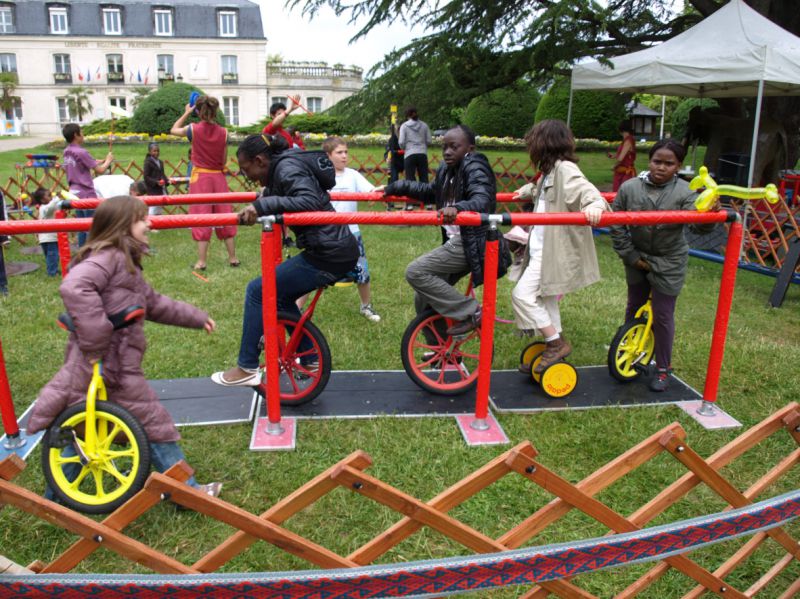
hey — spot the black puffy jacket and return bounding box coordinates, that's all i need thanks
[252,151,359,266]
[386,153,511,286]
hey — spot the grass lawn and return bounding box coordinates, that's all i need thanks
[0,147,796,597]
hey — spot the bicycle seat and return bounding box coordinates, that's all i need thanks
[57,305,145,333]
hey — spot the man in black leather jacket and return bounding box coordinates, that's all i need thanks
[212,134,358,387]
[384,125,510,336]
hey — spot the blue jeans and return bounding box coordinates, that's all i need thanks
[41,242,60,277]
[237,252,342,370]
[75,209,94,246]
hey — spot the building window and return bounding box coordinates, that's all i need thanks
[4,97,21,121]
[218,10,237,37]
[103,8,122,35]
[49,6,69,34]
[307,97,323,113]
[109,97,127,111]
[57,98,74,123]
[221,55,237,83]
[271,96,287,107]
[157,54,174,82]
[107,54,124,82]
[0,6,14,34]
[0,53,16,73]
[222,97,239,126]
[153,9,172,36]
[53,53,71,83]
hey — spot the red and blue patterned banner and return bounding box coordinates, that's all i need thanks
[2,489,798,598]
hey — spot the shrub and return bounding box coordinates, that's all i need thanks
[130,83,224,135]
[535,78,628,140]
[81,117,134,135]
[463,83,541,138]
[670,98,719,142]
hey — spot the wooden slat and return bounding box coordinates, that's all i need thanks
[783,409,800,445]
[194,450,372,572]
[777,575,800,599]
[41,462,194,573]
[332,465,503,554]
[0,479,194,574]
[745,553,795,596]
[146,473,357,570]
[0,454,25,481]
[0,555,33,574]
[500,423,685,549]
[349,441,537,565]
[660,430,800,559]
[506,451,747,599]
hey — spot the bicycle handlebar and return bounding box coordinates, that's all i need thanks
[57,305,144,333]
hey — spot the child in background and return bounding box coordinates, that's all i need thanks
[142,142,167,216]
[322,136,381,322]
[32,187,61,277]
[383,125,510,335]
[610,139,720,391]
[288,126,306,150]
[26,195,221,497]
[129,180,147,196]
[510,120,607,375]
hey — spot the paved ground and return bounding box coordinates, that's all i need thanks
[0,135,57,152]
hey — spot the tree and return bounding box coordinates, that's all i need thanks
[131,82,222,135]
[535,78,628,139]
[65,86,94,122]
[130,86,153,110]
[462,82,541,138]
[0,72,20,119]
[296,0,800,164]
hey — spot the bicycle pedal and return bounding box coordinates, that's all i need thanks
[50,426,74,449]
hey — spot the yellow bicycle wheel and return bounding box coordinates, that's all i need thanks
[608,317,655,382]
[42,401,150,514]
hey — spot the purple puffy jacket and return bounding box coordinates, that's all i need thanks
[27,248,208,442]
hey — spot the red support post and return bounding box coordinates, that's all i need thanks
[700,217,744,414]
[260,219,283,431]
[55,209,71,278]
[0,336,20,439]
[473,220,501,424]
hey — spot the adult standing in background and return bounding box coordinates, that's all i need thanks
[171,95,239,271]
[262,95,301,148]
[609,120,636,192]
[399,107,432,209]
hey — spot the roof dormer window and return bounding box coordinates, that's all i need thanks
[49,5,69,34]
[218,10,237,37]
[153,8,173,36]
[103,7,122,35]
[0,5,15,34]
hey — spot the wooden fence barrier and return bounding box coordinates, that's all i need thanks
[0,403,798,597]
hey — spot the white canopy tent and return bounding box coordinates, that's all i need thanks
[570,0,800,185]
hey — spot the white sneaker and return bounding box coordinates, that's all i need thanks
[360,304,381,322]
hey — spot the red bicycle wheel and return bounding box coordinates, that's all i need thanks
[256,311,331,406]
[400,310,482,395]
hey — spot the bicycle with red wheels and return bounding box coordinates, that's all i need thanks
[254,286,332,407]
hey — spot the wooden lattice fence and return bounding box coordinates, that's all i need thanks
[0,403,798,597]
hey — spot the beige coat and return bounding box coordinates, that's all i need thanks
[516,160,609,296]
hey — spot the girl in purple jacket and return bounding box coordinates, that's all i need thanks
[27,196,222,498]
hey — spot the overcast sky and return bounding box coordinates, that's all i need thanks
[253,0,429,73]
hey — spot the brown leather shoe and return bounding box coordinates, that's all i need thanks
[533,336,572,374]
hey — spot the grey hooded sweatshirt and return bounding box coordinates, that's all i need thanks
[399,119,432,156]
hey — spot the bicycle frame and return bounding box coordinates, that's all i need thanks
[82,362,107,461]
[631,300,654,366]
[282,288,325,359]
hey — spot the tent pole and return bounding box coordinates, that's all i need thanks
[567,77,574,127]
[659,95,666,138]
[746,79,764,187]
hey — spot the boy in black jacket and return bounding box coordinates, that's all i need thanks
[383,125,510,335]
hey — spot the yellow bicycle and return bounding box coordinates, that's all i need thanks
[607,298,655,382]
[41,307,151,514]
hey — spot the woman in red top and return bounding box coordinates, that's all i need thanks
[609,120,637,192]
[171,95,239,270]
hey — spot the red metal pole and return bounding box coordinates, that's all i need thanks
[700,216,743,413]
[55,209,71,278]
[0,337,20,439]
[473,220,501,424]
[260,220,283,430]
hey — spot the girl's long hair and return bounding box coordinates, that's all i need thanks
[195,95,219,124]
[72,195,148,273]
[524,119,579,174]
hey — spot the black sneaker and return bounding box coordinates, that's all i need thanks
[649,368,671,392]
[446,309,482,336]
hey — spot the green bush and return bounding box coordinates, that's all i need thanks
[81,117,134,135]
[535,78,628,140]
[130,83,224,135]
[463,83,541,138]
[229,113,346,136]
[670,98,719,142]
